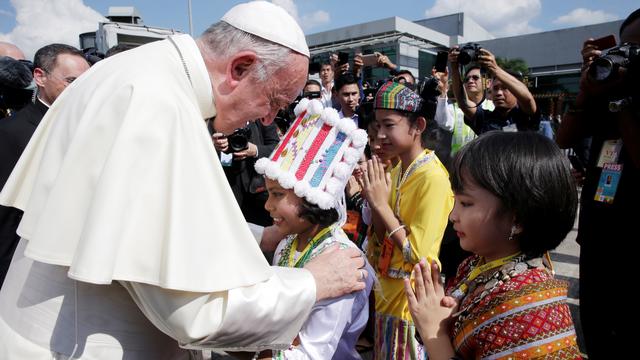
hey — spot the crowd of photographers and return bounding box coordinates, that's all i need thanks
[0,7,638,358]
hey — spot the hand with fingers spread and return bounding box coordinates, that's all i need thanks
[404,259,458,359]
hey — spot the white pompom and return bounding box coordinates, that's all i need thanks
[265,161,280,179]
[322,107,340,127]
[308,99,324,115]
[342,147,360,164]
[305,187,321,205]
[338,119,357,135]
[350,129,368,148]
[254,158,270,174]
[294,98,310,117]
[294,181,311,198]
[332,162,351,181]
[324,177,343,196]
[316,192,335,210]
[278,172,297,189]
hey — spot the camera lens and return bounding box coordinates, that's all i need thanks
[588,55,625,82]
[228,128,249,152]
[458,49,475,66]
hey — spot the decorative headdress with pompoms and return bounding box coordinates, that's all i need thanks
[255,98,367,210]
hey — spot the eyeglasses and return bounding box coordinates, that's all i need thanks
[464,74,480,82]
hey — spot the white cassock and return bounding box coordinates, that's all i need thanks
[0,34,316,359]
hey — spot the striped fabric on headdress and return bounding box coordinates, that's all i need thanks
[374,81,423,113]
[255,98,368,210]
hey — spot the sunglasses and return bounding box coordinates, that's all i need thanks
[464,75,480,82]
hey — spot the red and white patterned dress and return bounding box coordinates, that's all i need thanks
[446,255,582,359]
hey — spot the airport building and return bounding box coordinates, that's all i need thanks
[306,13,622,115]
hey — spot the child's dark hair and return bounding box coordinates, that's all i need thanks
[298,199,339,227]
[405,111,438,150]
[451,131,577,258]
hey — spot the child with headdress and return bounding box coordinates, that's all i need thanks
[360,81,454,359]
[254,98,374,359]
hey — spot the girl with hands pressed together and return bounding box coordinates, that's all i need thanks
[405,132,582,359]
[360,81,454,359]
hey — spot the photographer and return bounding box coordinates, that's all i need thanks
[556,9,640,358]
[449,46,539,134]
[211,120,279,227]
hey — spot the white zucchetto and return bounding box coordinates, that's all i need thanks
[221,1,310,57]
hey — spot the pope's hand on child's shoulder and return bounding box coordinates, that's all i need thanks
[304,245,367,301]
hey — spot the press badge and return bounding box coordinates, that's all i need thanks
[594,163,622,204]
[502,123,518,132]
[596,139,622,168]
[220,152,233,167]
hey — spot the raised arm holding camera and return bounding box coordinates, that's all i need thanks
[556,9,640,358]
[449,46,539,135]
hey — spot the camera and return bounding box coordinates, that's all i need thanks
[417,75,440,101]
[416,75,441,121]
[587,42,639,112]
[588,42,639,82]
[227,126,251,152]
[458,43,482,65]
[303,91,321,99]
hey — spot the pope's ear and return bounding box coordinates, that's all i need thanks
[226,51,258,88]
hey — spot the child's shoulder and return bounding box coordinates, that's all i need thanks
[311,228,359,258]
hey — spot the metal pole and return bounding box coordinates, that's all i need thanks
[188,0,194,36]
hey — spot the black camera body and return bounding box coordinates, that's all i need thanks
[458,43,482,65]
[417,75,441,121]
[588,43,639,82]
[587,43,640,112]
[227,127,251,153]
[303,91,321,99]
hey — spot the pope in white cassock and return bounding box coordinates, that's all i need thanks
[0,2,367,359]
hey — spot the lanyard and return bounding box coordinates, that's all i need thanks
[451,252,522,299]
[284,227,333,268]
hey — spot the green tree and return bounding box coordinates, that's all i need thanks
[496,57,529,76]
[496,57,530,86]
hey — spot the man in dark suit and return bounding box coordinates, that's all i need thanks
[211,120,280,226]
[0,43,89,286]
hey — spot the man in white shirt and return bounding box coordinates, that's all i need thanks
[319,62,334,108]
[335,73,360,126]
[0,2,367,359]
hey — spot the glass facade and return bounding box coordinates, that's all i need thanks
[531,73,581,95]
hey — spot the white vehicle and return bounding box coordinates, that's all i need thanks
[80,6,182,55]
